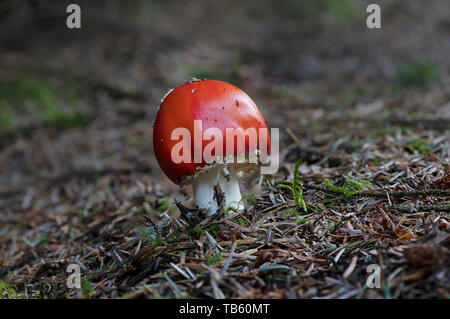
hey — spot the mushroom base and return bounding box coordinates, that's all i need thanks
[192,165,243,216]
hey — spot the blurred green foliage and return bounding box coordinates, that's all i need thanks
[320,0,362,21]
[203,253,224,266]
[206,223,220,237]
[409,139,431,154]
[187,51,243,81]
[394,61,439,88]
[0,75,91,131]
[156,197,171,212]
[249,0,363,21]
[136,225,167,246]
[81,278,95,298]
[188,68,224,80]
[0,105,14,130]
[183,225,205,238]
[0,281,24,299]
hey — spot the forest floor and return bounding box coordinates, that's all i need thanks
[0,0,449,298]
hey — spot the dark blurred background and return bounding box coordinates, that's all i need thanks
[0,0,449,199]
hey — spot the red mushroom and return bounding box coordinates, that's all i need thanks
[153,79,270,216]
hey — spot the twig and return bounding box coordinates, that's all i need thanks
[221,240,237,276]
[170,262,190,280]
[309,185,450,198]
[343,256,358,279]
[164,272,184,297]
[390,204,450,212]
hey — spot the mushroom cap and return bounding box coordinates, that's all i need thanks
[153,79,270,184]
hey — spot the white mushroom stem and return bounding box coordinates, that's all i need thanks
[192,165,243,216]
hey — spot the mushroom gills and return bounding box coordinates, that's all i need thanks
[192,165,243,216]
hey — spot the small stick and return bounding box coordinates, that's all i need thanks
[390,204,450,212]
[170,262,190,279]
[309,185,450,198]
[164,272,184,297]
[343,256,358,279]
[221,240,237,276]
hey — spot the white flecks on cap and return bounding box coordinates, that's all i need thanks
[159,88,174,106]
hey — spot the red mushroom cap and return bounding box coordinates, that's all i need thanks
[153,79,270,184]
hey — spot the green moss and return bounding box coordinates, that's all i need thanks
[0,281,24,299]
[296,217,312,225]
[283,208,300,217]
[239,193,260,206]
[203,253,224,266]
[409,139,431,154]
[136,226,167,246]
[81,278,95,298]
[324,174,372,198]
[156,197,171,212]
[206,223,220,238]
[232,217,249,228]
[184,226,205,238]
